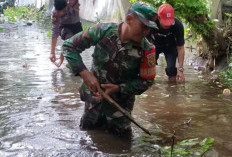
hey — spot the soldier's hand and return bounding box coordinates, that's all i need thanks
[50,53,56,63]
[92,91,103,101]
[80,70,103,95]
[53,53,64,67]
[101,84,120,95]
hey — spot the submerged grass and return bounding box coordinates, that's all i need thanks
[161,138,214,156]
[133,134,214,157]
[132,125,214,156]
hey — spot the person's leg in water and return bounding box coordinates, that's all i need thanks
[106,115,132,137]
[102,95,135,137]
[80,83,133,137]
[80,100,132,137]
[164,48,178,82]
[80,101,107,130]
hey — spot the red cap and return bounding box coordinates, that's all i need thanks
[158,4,175,26]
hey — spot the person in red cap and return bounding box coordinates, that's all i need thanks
[147,3,185,82]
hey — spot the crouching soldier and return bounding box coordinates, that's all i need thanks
[62,2,157,136]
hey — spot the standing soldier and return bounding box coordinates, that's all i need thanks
[62,2,157,136]
[50,0,82,67]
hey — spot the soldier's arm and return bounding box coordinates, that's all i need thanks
[119,78,154,95]
[62,23,106,75]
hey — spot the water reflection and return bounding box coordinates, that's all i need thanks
[85,130,132,154]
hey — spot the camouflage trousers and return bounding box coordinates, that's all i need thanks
[79,83,135,136]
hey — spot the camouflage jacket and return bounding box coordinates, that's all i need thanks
[62,23,154,99]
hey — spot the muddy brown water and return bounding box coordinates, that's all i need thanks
[0,23,232,157]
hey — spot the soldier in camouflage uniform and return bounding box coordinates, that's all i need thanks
[62,2,157,136]
[50,0,82,67]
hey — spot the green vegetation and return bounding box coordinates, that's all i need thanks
[82,23,89,31]
[82,20,95,31]
[0,27,3,33]
[47,30,52,38]
[133,134,214,156]
[161,138,214,156]
[136,93,148,99]
[219,13,232,88]
[2,5,94,38]
[220,56,232,88]
[130,0,232,88]
[3,5,51,30]
[94,12,101,23]
[130,0,214,37]
[3,6,41,22]
[116,10,122,21]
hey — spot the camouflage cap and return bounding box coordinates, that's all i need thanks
[129,2,157,29]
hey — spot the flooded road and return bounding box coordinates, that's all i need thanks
[0,23,232,157]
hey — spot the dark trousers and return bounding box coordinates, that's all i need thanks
[60,21,83,40]
[156,47,178,76]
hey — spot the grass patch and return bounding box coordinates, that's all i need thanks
[81,19,95,31]
[3,6,42,22]
[161,138,214,156]
[219,57,232,88]
[47,30,51,38]
[133,134,214,156]
[0,27,3,33]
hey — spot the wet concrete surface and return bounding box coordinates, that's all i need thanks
[0,23,232,156]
